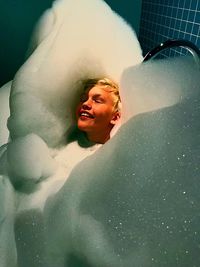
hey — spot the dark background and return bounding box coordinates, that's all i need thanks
[0,0,139,87]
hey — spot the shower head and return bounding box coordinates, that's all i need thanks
[143,39,200,67]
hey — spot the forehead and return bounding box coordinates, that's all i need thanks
[86,85,114,97]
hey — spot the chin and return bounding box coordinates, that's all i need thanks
[77,122,89,132]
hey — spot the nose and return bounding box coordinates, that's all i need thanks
[82,99,92,110]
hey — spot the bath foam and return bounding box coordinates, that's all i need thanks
[1,59,200,266]
[7,133,57,185]
[15,92,200,266]
[0,1,142,265]
[0,175,16,267]
[0,0,143,213]
[0,81,11,146]
[11,54,200,266]
[7,0,143,148]
[0,0,199,265]
[120,55,200,122]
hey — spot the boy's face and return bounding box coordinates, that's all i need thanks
[76,85,120,136]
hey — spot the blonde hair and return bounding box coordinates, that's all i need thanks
[82,77,121,111]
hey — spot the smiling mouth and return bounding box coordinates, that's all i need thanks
[79,111,94,119]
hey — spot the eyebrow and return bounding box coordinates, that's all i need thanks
[92,94,102,98]
[80,93,104,101]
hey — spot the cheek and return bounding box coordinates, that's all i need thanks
[95,108,114,121]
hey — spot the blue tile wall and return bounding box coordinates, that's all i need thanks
[139,0,200,57]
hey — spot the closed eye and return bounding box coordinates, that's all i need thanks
[94,99,103,103]
[93,95,105,103]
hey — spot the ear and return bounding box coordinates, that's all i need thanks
[110,111,121,125]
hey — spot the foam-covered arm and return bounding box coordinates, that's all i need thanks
[6,133,57,189]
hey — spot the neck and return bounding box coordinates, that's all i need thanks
[86,127,112,144]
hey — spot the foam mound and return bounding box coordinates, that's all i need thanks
[38,56,200,267]
[14,56,200,265]
[0,0,143,266]
[7,0,143,148]
[120,55,200,122]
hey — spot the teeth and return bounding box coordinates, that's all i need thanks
[80,112,93,118]
[81,112,89,117]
